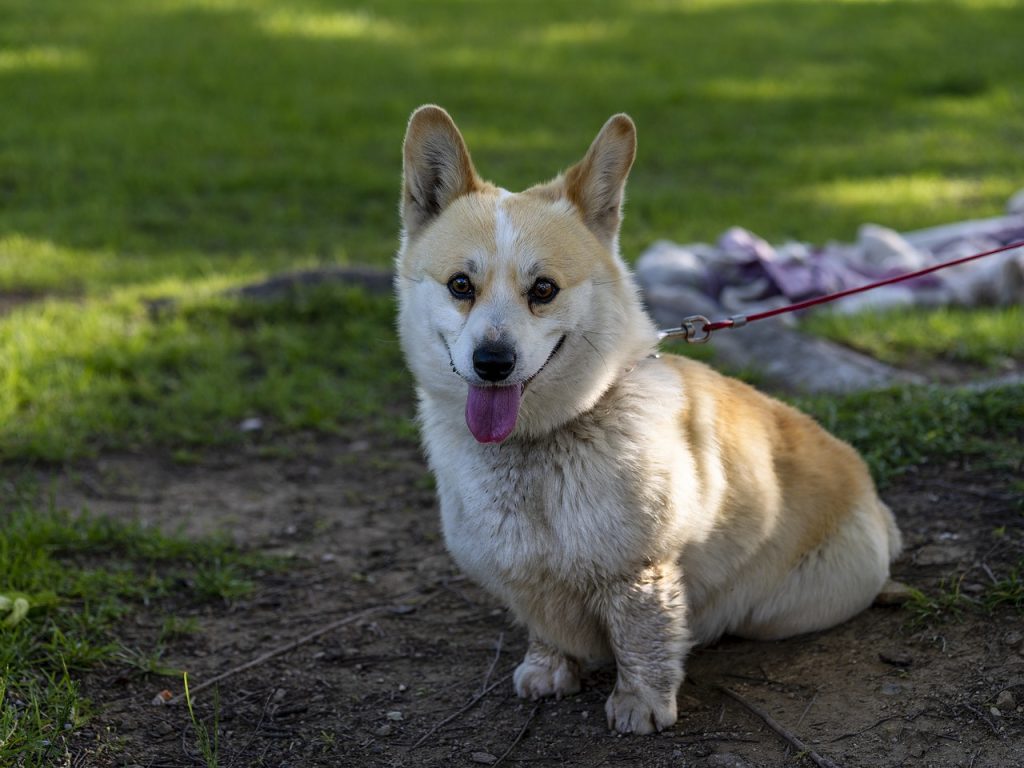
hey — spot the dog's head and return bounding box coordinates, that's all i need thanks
[396,106,656,444]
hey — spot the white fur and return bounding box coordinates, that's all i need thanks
[396,106,901,734]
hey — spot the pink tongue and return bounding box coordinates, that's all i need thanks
[465,384,522,443]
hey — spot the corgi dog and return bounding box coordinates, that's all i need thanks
[395,106,901,734]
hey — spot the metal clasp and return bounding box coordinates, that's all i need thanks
[657,315,712,344]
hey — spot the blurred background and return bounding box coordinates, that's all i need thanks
[1,0,1022,458]
[3,0,1022,287]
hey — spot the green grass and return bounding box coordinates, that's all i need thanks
[797,384,1024,485]
[0,285,410,461]
[802,305,1024,370]
[1,0,1023,297]
[905,558,1024,630]
[0,483,262,766]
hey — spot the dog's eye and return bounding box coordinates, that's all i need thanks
[528,278,559,304]
[447,273,475,300]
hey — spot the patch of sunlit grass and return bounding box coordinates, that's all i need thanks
[0,46,89,73]
[798,175,1006,214]
[802,305,1024,370]
[0,283,410,461]
[259,9,410,42]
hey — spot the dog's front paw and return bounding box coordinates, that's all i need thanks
[513,653,581,700]
[605,685,678,735]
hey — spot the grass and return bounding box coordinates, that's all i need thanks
[797,383,1024,485]
[0,284,410,461]
[0,0,1022,763]
[1,0,1023,296]
[184,673,220,768]
[802,305,1024,370]
[0,483,261,766]
[905,558,1024,630]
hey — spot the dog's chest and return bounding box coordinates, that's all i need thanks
[433,428,662,589]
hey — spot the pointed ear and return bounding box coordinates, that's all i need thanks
[563,114,636,245]
[402,105,483,238]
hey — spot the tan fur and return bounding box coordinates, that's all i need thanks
[395,105,902,734]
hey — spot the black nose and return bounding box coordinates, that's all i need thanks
[473,342,516,382]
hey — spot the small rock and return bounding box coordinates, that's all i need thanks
[272,688,287,703]
[874,580,913,606]
[995,690,1016,712]
[470,752,498,765]
[154,720,174,736]
[704,753,752,768]
[385,710,404,721]
[881,682,902,696]
[914,544,972,566]
[879,649,913,668]
[990,706,1002,718]
[239,417,263,432]
[373,724,392,737]
[1003,630,1023,647]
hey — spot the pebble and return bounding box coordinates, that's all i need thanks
[995,690,1016,712]
[874,580,913,606]
[373,724,392,737]
[881,682,902,696]
[470,752,498,765]
[385,710,404,721]
[704,754,752,768]
[154,721,174,736]
[879,649,913,668]
[914,544,972,566]
[1003,630,1023,647]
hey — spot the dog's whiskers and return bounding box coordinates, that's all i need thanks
[580,332,609,370]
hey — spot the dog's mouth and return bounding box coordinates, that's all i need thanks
[447,334,566,444]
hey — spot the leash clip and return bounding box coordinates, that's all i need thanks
[657,315,712,344]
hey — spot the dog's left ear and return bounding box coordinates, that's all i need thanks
[564,114,636,246]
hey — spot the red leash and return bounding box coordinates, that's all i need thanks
[659,238,1024,343]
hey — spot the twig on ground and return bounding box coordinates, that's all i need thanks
[411,671,514,749]
[481,633,504,694]
[830,708,930,742]
[227,687,276,768]
[795,692,818,729]
[167,589,439,705]
[719,686,841,768]
[958,702,1002,737]
[675,731,761,744]
[493,704,539,767]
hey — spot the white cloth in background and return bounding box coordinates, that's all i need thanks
[636,192,1024,318]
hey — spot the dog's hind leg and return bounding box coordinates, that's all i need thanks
[735,499,900,641]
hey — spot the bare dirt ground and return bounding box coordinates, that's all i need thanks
[41,427,1023,768]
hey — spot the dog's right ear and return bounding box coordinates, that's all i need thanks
[402,105,482,238]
